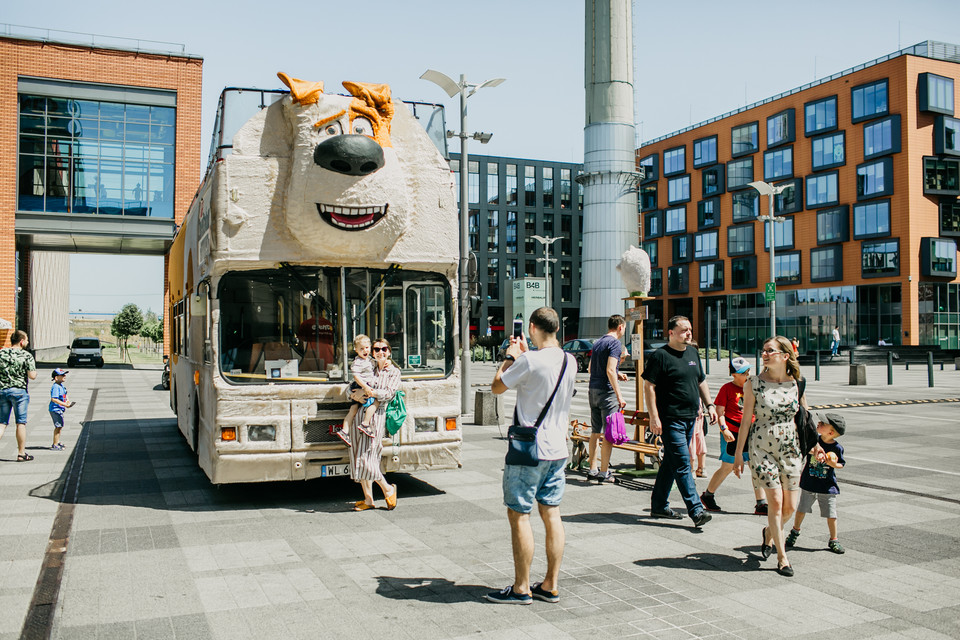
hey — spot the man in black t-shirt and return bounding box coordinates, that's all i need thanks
[641,316,717,528]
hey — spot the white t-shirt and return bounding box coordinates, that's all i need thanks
[832,328,840,342]
[500,347,576,461]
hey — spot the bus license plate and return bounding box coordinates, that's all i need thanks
[78,358,90,362]
[321,464,349,478]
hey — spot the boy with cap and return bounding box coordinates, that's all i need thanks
[786,413,846,553]
[700,357,769,515]
[49,368,75,451]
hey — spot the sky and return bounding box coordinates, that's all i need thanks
[7,0,960,314]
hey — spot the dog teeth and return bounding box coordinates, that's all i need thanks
[321,204,384,217]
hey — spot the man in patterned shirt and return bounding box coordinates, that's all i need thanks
[0,330,39,461]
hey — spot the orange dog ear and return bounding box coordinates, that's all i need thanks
[277,72,324,105]
[342,81,395,147]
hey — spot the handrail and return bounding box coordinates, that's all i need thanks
[0,22,196,58]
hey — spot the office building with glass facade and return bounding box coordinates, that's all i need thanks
[2,30,202,352]
[637,41,960,353]
[450,153,584,340]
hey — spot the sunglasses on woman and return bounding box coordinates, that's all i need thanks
[373,346,390,353]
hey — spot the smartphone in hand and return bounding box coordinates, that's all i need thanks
[512,318,523,339]
[68,401,77,408]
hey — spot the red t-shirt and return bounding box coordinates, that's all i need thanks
[714,381,745,432]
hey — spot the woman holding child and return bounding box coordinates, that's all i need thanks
[733,335,821,577]
[348,337,401,511]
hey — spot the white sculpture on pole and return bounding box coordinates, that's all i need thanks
[615,245,651,297]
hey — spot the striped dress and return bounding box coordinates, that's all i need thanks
[348,362,401,482]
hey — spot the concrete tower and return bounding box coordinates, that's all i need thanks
[578,0,639,338]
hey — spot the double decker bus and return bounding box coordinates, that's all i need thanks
[166,75,461,483]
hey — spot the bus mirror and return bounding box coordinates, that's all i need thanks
[190,294,208,317]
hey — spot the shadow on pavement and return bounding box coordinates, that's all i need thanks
[375,576,489,603]
[634,551,762,572]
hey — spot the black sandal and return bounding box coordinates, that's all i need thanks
[761,527,773,559]
[777,562,794,577]
[17,453,34,462]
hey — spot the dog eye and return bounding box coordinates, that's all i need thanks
[352,117,373,136]
[319,121,343,138]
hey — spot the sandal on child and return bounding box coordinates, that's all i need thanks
[357,423,374,438]
[17,453,34,462]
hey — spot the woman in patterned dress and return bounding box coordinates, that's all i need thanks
[733,335,820,576]
[348,337,401,511]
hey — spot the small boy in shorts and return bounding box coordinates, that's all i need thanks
[333,335,378,445]
[49,368,75,450]
[786,413,846,554]
[700,357,769,515]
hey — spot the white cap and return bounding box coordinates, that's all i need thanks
[731,357,751,374]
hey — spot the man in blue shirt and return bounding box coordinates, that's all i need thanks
[586,314,627,482]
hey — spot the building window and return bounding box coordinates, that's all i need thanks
[524,259,536,277]
[667,265,688,294]
[732,121,759,157]
[524,166,537,207]
[923,157,960,195]
[919,73,955,115]
[853,200,890,238]
[673,234,693,263]
[507,260,518,279]
[695,230,719,260]
[816,206,849,245]
[639,154,659,183]
[774,252,801,284]
[560,262,572,301]
[642,239,658,267]
[650,268,663,296]
[644,211,662,239]
[701,165,724,197]
[731,256,757,289]
[560,167,572,208]
[764,147,793,180]
[487,210,499,252]
[693,135,718,168]
[543,212,554,236]
[812,132,845,170]
[468,209,479,252]
[640,184,657,212]
[804,96,837,136]
[862,239,899,277]
[764,217,794,251]
[852,79,888,122]
[806,172,839,209]
[667,175,690,204]
[17,94,176,217]
[732,191,758,222]
[506,211,517,254]
[941,199,960,237]
[697,197,719,230]
[543,167,554,208]
[857,158,893,200]
[810,246,842,282]
[468,161,480,203]
[506,164,518,205]
[934,116,960,156]
[767,108,795,148]
[524,212,536,253]
[486,162,499,204]
[488,258,500,299]
[921,237,957,277]
[699,261,724,291]
[560,215,572,256]
[664,206,686,235]
[864,115,900,159]
[664,146,685,175]
[728,224,754,256]
[727,157,753,190]
[774,179,802,214]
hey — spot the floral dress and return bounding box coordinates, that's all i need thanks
[747,375,802,490]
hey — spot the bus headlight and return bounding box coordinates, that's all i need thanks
[248,425,277,442]
[415,417,436,432]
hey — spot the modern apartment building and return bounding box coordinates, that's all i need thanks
[637,41,960,353]
[450,153,584,341]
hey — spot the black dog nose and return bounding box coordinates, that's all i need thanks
[313,135,385,176]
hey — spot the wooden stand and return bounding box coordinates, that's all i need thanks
[624,295,654,469]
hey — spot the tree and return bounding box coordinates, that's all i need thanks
[139,311,163,352]
[111,303,144,362]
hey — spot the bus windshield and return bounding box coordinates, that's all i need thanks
[217,266,453,384]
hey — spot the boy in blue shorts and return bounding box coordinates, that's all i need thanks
[700,358,768,515]
[49,368,75,450]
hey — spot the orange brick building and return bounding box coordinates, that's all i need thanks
[0,30,202,352]
[637,41,960,353]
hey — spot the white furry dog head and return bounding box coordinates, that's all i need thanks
[616,245,651,296]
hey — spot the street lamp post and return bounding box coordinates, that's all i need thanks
[748,181,788,338]
[531,234,559,309]
[421,70,505,414]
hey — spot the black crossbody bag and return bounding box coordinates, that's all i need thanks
[505,355,569,467]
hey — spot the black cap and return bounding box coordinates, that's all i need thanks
[820,412,846,436]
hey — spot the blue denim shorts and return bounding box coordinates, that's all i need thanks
[502,458,567,513]
[50,411,64,429]
[0,388,30,425]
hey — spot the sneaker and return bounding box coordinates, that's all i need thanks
[650,508,684,520]
[357,423,374,438]
[597,470,614,484]
[334,428,351,447]
[828,539,845,554]
[700,491,721,512]
[530,582,559,603]
[51,443,65,451]
[485,586,532,605]
[754,502,769,516]
[785,529,800,549]
[691,511,712,528]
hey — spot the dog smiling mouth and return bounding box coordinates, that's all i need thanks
[316,203,389,230]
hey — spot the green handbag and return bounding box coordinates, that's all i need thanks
[385,390,407,436]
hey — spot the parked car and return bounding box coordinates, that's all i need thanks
[67,337,105,368]
[619,340,668,373]
[561,339,595,373]
[495,338,537,361]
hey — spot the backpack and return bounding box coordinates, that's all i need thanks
[385,389,407,436]
[604,411,629,445]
